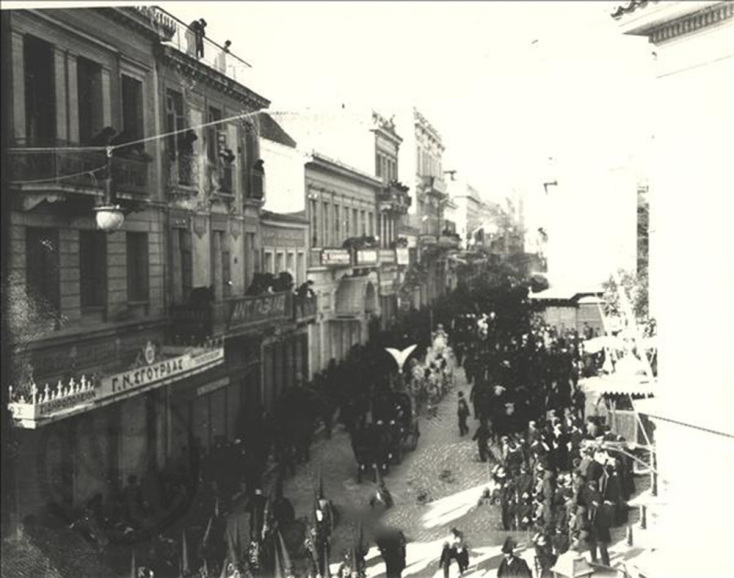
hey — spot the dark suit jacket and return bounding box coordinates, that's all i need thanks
[497,555,533,577]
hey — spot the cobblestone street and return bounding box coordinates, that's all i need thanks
[279,367,519,577]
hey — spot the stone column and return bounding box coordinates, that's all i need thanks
[66,53,79,144]
[211,230,222,301]
[170,229,182,304]
[53,47,68,143]
[101,67,112,129]
[11,31,26,145]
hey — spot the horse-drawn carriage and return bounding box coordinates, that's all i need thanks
[350,392,420,482]
[372,391,420,460]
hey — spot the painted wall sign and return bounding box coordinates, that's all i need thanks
[228,293,289,328]
[99,347,224,399]
[396,248,410,265]
[379,249,396,264]
[321,249,351,267]
[356,249,378,266]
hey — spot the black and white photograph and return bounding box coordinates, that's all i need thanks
[1,1,733,577]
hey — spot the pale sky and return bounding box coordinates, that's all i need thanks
[163,0,655,193]
[8,0,658,286]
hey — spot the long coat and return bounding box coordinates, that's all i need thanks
[497,555,533,578]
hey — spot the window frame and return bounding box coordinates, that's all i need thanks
[79,229,107,310]
[126,232,149,303]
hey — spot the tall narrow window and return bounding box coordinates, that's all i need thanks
[80,230,107,308]
[24,35,56,145]
[77,57,103,145]
[126,233,149,301]
[375,152,382,177]
[264,251,274,274]
[322,202,329,247]
[287,252,295,277]
[222,246,231,298]
[166,89,185,157]
[334,205,341,243]
[360,210,366,236]
[121,74,144,143]
[179,229,193,300]
[207,107,222,164]
[352,208,358,237]
[310,198,318,247]
[368,213,374,237]
[26,227,60,310]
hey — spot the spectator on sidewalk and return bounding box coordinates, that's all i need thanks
[473,419,492,462]
[458,391,471,436]
[440,527,469,577]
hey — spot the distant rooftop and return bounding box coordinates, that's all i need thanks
[259,114,298,149]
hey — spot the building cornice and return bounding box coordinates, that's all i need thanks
[158,45,270,110]
[307,152,382,188]
[650,2,733,44]
[614,1,733,43]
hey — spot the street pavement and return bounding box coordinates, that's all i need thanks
[278,367,652,578]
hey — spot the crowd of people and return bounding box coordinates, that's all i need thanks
[449,303,637,576]
[21,264,644,578]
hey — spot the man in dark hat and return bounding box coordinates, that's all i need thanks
[497,536,532,577]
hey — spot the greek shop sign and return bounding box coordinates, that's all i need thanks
[99,347,224,399]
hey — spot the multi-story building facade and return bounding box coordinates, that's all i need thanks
[4,5,181,527]
[612,2,734,575]
[258,113,314,403]
[372,111,411,328]
[2,5,287,528]
[445,177,496,250]
[395,108,459,307]
[304,152,382,374]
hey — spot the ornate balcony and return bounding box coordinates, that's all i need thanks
[171,292,292,341]
[378,182,411,215]
[294,295,318,323]
[420,175,447,197]
[167,153,200,197]
[9,148,149,207]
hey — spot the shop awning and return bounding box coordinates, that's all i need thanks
[581,374,656,397]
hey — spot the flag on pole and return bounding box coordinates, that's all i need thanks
[181,528,190,576]
[278,530,292,571]
[130,546,136,578]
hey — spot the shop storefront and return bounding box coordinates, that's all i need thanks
[7,343,226,521]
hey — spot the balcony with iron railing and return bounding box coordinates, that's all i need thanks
[9,148,149,196]
[143,6,260,91]
[170,292,292,342]
[294,295,318,323]
[420,174,447,197]
[378,182,412,214]
[167,153,200,196]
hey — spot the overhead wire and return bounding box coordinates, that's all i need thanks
[7,108,304,186]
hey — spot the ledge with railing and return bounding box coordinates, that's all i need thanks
[9,148,148,195]
[294,295,318,323]
[171,292,293,340]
